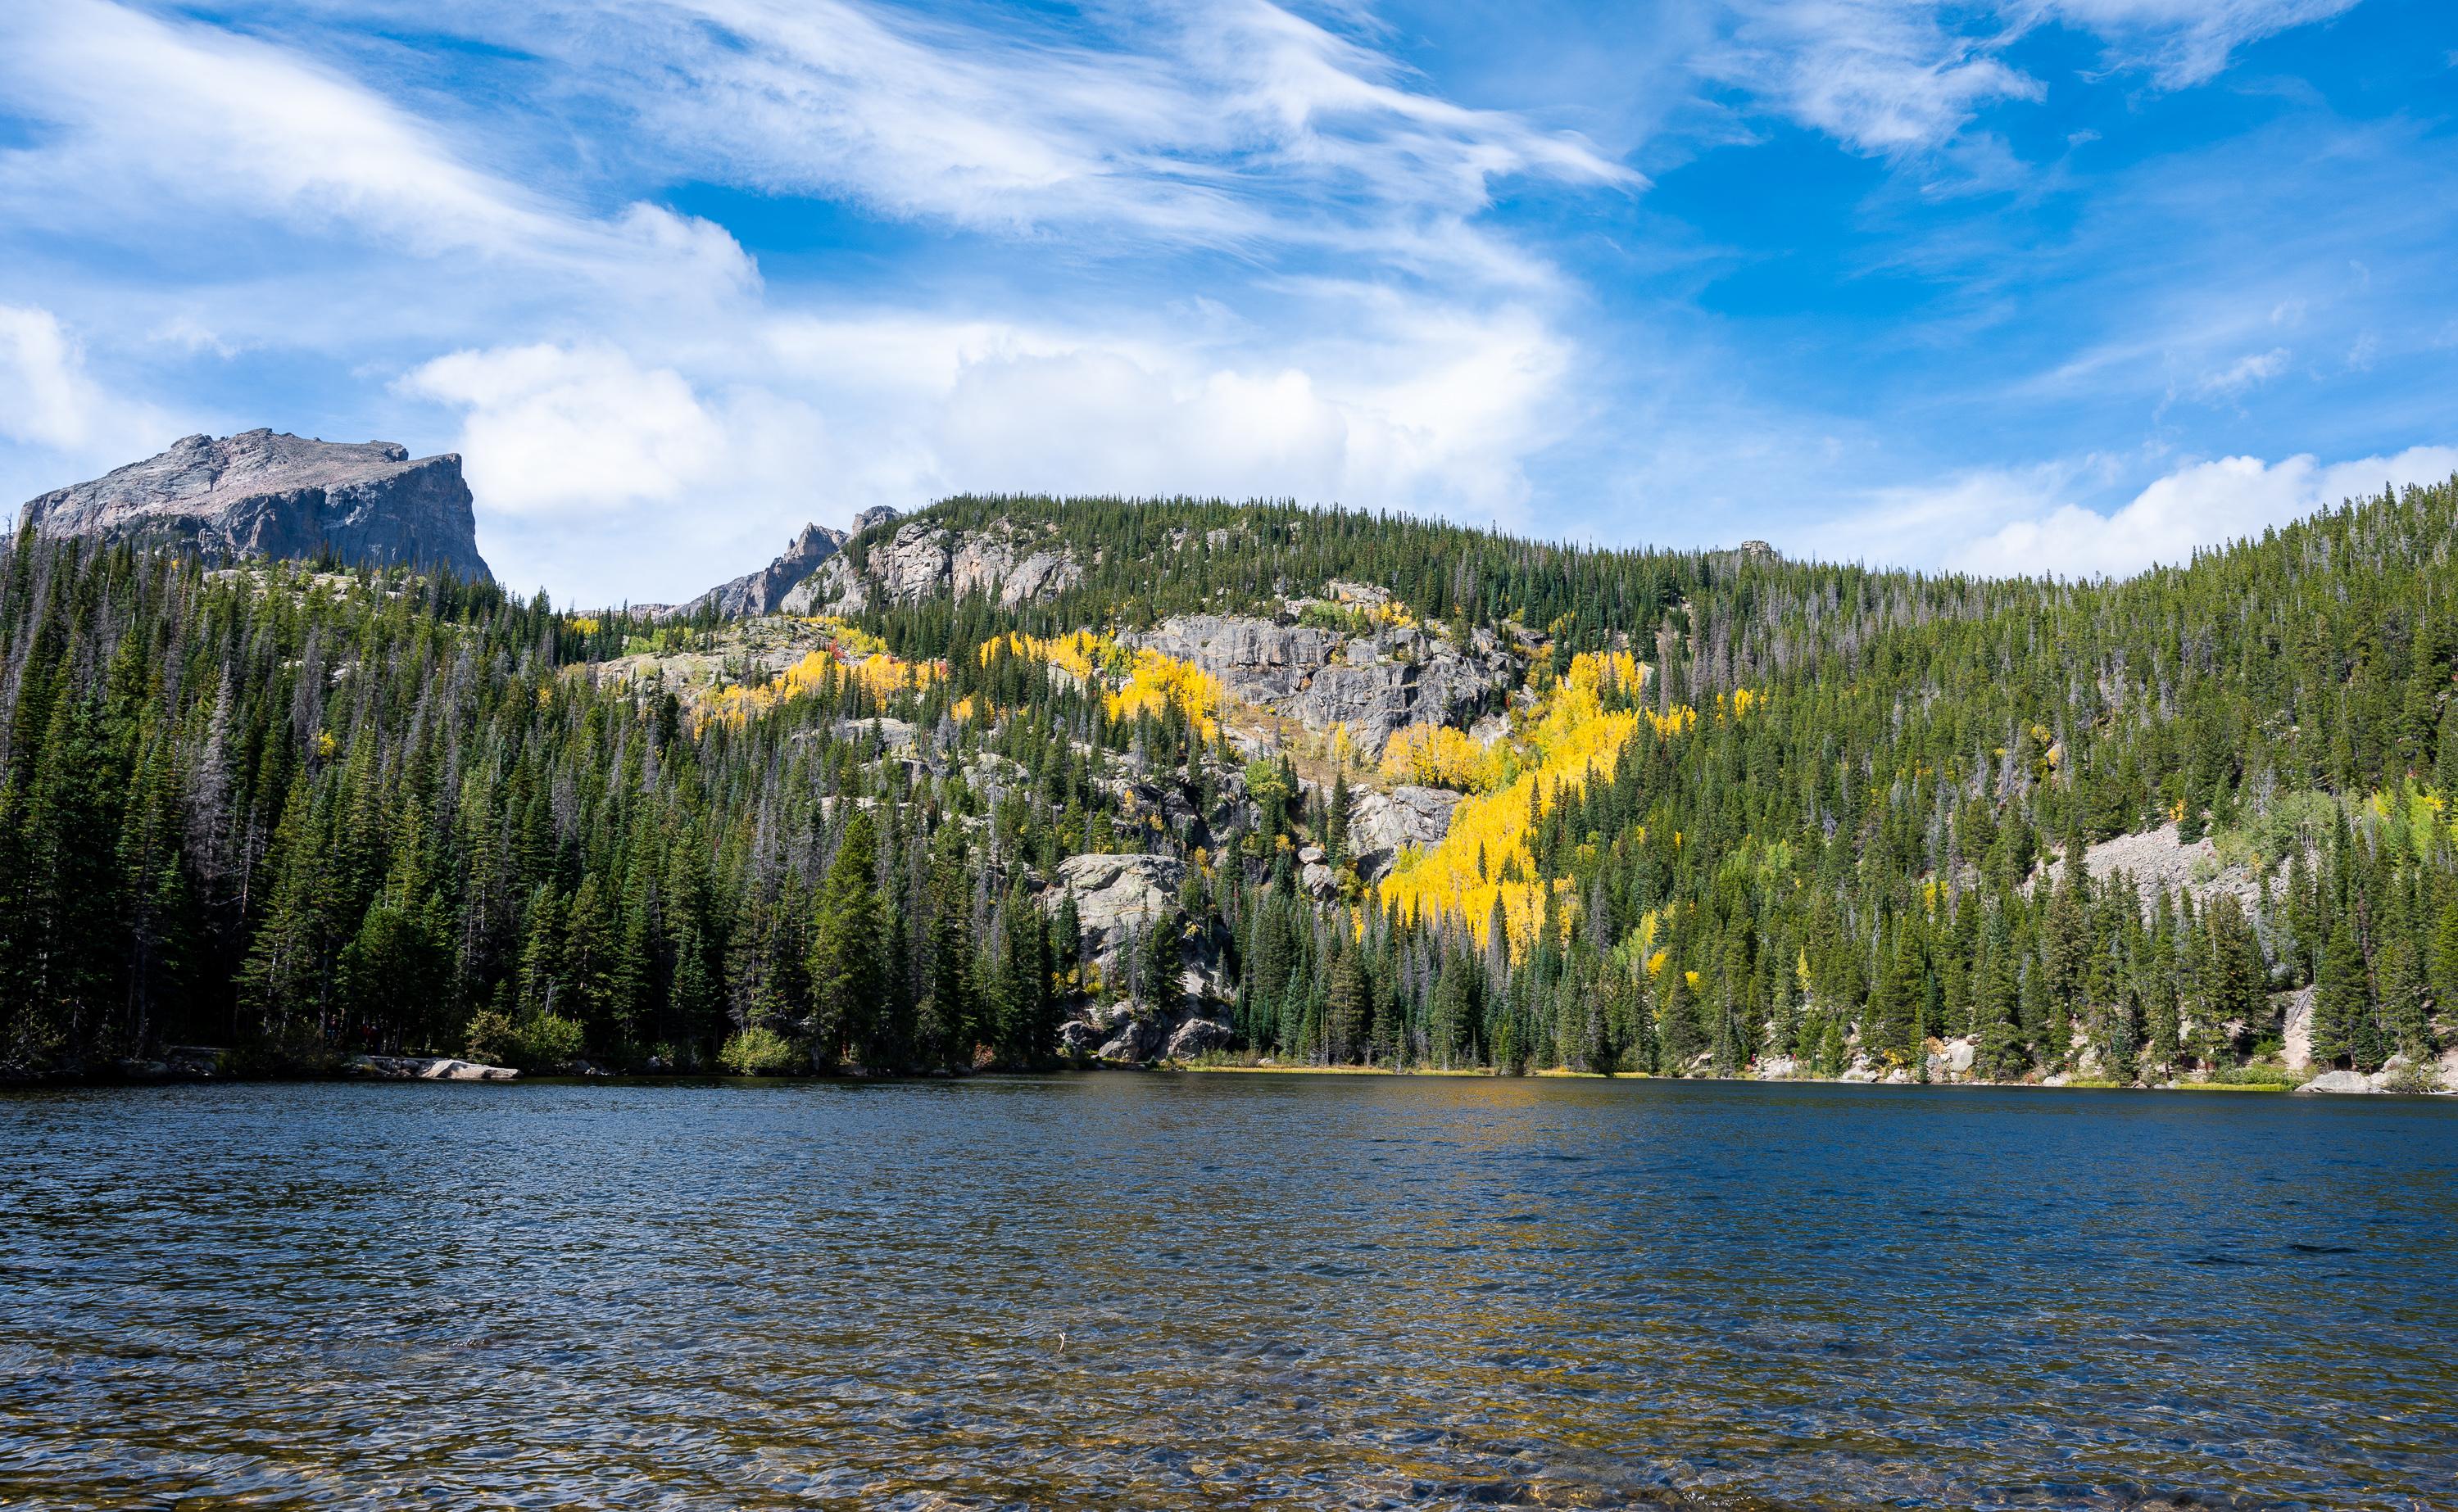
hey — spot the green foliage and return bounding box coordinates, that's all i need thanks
[4,475,2456,1087]
[717,1026,800,1075]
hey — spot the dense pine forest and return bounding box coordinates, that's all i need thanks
[3,480,2456,1086]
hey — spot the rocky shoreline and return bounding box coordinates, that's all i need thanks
[9,1048,2451,1093]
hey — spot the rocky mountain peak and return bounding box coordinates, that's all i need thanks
[18,429,489,581]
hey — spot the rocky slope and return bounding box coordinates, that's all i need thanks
[673,506,903,618]
[1127,613,1520,760]
[19,430,490,580]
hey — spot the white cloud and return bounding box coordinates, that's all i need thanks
[2195,346,2289,397]
[0,303,173,459]
[395,288,1576,600]
[0,0,757,301]
[1948,446,2458,577]
[2036,0,2361,87]
[400,344,728,516]
[1703,1,2043,156]
[1703,0,2361,157]
[457,0,1635,282]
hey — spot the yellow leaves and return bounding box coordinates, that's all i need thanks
[1328,722,1360,772]
[808,616,890,658]
[314,730,338,758]
[980,630,1221,739]
[1380,722,1493,790]
[1645,947,1670,977]
[951,694,979,722]
[1645,704,1697,738]
[570,615,600,636]
[981,629,1109,682]
[1376,649,1645,957]
[697,645,942,731]
[1568,649,1642,695]
[1105,649,1225,741]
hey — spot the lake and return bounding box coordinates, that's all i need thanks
[2,1075,2453,1510]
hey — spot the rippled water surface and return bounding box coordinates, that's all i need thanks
[4,1075,2456,1510]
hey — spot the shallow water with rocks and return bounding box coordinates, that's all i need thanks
[3,1075,2453,1510]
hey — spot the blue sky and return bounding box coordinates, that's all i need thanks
[1,0,2453,604]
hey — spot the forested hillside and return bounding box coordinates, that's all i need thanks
[3,481,2455,1087]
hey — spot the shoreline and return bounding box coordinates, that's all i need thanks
[4,1051,2374,1094]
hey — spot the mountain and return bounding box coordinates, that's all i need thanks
[17,429,490,581]
[2,486,2454,1091]
[671,505,905,618]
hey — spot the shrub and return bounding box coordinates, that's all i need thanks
[718,1026,801,1076]
[510,1012,586,1071]
[462,1007,516,1066]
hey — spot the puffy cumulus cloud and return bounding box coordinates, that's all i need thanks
[0,304,179,491]
[1947,446,2458,579]
[401,343,728,516]
[396,294,1575,604]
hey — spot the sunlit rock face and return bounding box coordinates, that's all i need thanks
[21,429,490,581]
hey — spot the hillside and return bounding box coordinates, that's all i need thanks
[2,482,2455,1090]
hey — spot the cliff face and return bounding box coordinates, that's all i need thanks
[678,522,850,618]
[782,516,1082,615]
[19,430,490,581]
[673,505,909,618]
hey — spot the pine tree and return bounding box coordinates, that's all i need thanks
[809,810,887,1069]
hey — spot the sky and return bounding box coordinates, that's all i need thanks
[1,0,2453,605]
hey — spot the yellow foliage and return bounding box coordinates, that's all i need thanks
[807,616,891,658]
[1105,649,1225,741]
[981,629,1111,682]
[570,615,600,636]
[697,645,942,731]
[1379,722,1493,790]
[1376,650,1644,957]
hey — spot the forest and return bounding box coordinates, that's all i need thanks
[2,478,2455,1086]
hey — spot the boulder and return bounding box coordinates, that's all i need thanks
[1165,1017,1233,1060]
[2293,1068,2379,1096]
[22,429,490,580]
[1756,1056,1796,1080]
[1096,1017,1166,1063]
[343,1054,519,1082]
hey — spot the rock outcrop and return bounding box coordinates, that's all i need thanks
[675,506,906,619]
[342,1054,520,1082]
[782,518,1082,615]
[1126,614,1520,758]
[679,523,847,618]
[2293,1068,2379,1096]
[20,430,490,580]
[1347,785,1464,879]
[1046,851,1238,1063]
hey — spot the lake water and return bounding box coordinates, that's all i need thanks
[2,1075,2454,1510]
